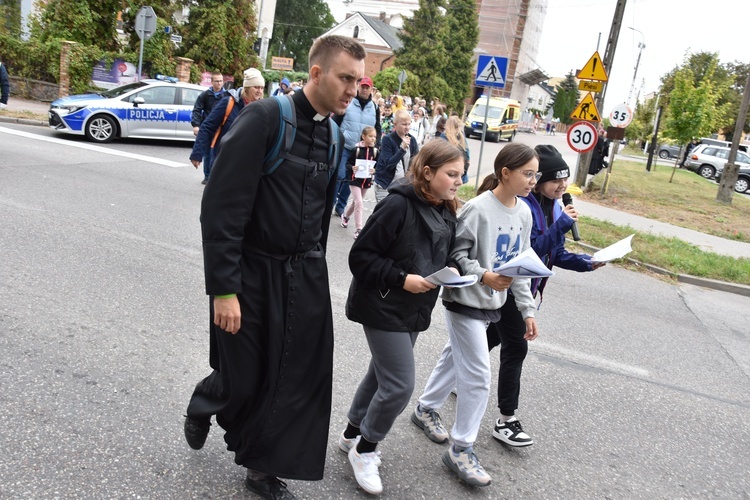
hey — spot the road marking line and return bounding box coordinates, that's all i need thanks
[531,341,650,377]
[0,126,186,168]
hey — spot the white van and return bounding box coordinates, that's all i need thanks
[464,96,521,142]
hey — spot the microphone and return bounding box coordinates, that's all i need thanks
[562,193,581,241]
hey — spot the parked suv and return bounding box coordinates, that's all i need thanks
[683,145,750,179]
[715,166,750,193]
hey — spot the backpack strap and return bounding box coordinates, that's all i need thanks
[210,97,235,148]
[263,94,297,176]
[262,94,340,180]
[327,118,340,181]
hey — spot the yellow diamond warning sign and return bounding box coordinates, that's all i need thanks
[576,51,608,82]
[570,93,601,122]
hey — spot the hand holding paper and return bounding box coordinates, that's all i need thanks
[494,248,554,278]
[425,267,478,288]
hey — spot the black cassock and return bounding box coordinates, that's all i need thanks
[187,91,338,480]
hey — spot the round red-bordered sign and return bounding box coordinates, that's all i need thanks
[566,121,598,153]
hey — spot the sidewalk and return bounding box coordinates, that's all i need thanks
[3,97,749,296]
[0,96,49,126]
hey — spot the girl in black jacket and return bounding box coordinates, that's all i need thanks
[338,140,465,495]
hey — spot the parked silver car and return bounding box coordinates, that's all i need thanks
[683,145,750,179]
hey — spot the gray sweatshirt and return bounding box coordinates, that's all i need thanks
[442,190,536,319]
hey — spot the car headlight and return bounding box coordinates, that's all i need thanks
[53,104,88,114]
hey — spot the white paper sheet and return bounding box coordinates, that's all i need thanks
[425,267,478,287]
[591,234,635,263]
[354,158,375,179]
[494,248,554,278]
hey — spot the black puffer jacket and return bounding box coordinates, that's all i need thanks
[345,181,457,332]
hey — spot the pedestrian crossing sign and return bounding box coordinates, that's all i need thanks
[475,55,509,89]
[569,92,601,122]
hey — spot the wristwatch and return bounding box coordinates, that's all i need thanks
[397,270,407,287]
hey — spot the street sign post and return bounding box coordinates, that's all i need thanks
[609,103,633,128]
[570,93,601,122]
[271,57,294,71]
[566,121,598,153]
[473,55,509,189]
[475,55,509,89]
[135,6,157,81]
[397,69,407,94]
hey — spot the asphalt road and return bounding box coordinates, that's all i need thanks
[1,124,749,499]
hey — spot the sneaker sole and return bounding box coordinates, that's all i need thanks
[492,430,533,447]
[410,412,449,444]
[441,452,491,487]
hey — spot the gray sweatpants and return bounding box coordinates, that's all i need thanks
[346,326,419,443]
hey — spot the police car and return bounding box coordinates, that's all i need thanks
[48,78,207,143]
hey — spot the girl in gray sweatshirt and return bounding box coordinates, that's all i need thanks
[412,143,540,488]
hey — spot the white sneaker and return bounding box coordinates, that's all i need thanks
[348,446,383,495]
[492,416,533,447]
[338,430,359,453]
[442,445,492,487]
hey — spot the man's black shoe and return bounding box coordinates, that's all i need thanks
[245,475,296,499]
[183,416,210,450]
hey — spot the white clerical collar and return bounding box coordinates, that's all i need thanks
[313,113,327,121]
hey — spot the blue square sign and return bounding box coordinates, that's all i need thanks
[475,55,509,89]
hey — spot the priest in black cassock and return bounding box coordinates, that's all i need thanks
[183,35,367,500]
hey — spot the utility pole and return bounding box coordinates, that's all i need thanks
[573,0,627,189]
[716,72,750,204]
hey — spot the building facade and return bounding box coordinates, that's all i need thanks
[330,0,548,107]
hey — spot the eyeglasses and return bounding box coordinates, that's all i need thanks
[519,170,543,182]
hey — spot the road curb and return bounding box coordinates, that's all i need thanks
[573,240,750,298]
[0,115,46,127]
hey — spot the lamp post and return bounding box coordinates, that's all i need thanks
[627,27,645,106]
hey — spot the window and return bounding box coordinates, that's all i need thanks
[131,86,177,105]
[180,88,203,107]
[353,26,359,38]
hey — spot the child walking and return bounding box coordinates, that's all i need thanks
[341,126,378,239]
[485,145,604,448]
[412,143,540,487]
[339,140,465,495]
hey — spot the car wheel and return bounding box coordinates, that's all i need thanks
[735,177,749,193]
[493,132,501,143]
[698,165,715,179]
[658,150,669,159]
[506,131,515,142]
[85,114,116,143]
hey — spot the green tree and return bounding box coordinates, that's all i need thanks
[664,59,723,146]
[551,71,578,124]
[626,95,657,146]
[178,0,259,78]
[395,0,452,106]
[372,67,421,97]
[440,0,478,111]
[0,0,22,37]
[658,52,734,139]
[32,0,122,51]
[268,0,335,72]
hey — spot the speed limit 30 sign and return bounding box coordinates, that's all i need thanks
[566,121,598,153]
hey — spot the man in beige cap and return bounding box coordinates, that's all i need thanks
[189,68,266,182]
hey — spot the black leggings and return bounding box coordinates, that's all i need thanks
[486,294,528,416]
